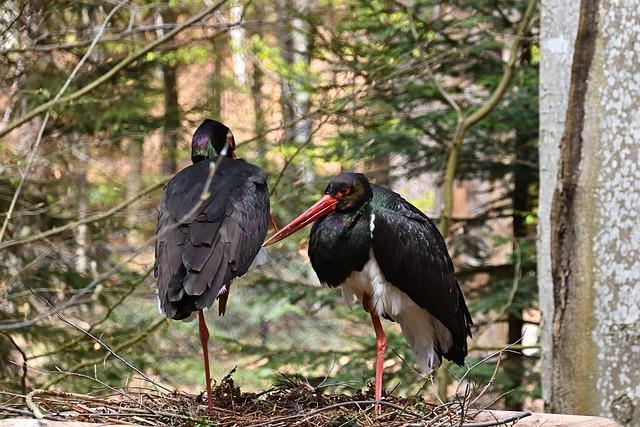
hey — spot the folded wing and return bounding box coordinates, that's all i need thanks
[370,186,472,364]
[155,157,269,320]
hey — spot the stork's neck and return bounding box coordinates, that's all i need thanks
[331,200,371,232]
[191,141,218,164]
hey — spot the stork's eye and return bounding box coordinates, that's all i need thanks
[338,187,351,196]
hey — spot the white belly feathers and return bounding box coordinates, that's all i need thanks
[341,250,453,374]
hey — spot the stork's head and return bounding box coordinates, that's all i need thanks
[323,173,373,211]
[263,173,373,246]
[191,119,236,163]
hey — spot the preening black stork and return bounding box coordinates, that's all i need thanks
[155,119,270,411]
[264,173,472,409]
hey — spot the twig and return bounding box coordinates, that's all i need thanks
[30,267,152,360]
[268,114,331,196]
[468,344,539,352]
[0,0,228,139]
[17,363,157,412]
[0,248,148,331]
[0,1,27,40]
[4,247,54,293]
[0,406,42,418]
[468,352,502,407]
[0,178,168,251]
[25,389,45,419]
[457,340,524,387]
[40,312,169,390]
[0,332,28,394]
[404,7,462,119]
[474,240,523,340]
[0,1,126,243]
[246,400,425,427]
[0,19,282,55]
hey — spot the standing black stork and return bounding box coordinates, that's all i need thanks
[155,119,270,411]
[263,173,472,410]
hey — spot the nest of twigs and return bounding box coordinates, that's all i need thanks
[1,371,530,426]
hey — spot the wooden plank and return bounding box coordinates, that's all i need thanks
[1,411,622,427]
[471,410,621,426]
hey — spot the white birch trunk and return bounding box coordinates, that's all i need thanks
[538,0,580,409]
[230,2,247,85]
[540,1,640,424]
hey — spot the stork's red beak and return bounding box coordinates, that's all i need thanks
[263,195,338,247]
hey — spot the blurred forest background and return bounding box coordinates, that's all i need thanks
[0,0,540,413]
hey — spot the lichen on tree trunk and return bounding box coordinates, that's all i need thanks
[541,0,640,424]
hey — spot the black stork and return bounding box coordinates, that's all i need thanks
[263,173,472,409]
[155,119,270,411]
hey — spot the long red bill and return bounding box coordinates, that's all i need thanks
[263,195,338,247]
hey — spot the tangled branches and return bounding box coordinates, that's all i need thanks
[0,372,530,426]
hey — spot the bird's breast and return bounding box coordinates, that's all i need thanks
[309,211,372,287]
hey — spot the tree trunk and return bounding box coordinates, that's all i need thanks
[248,3,267,154]
[155,10,179,175]
[540,1,640,424]
[230,1,247,85]
[211,37,224,117]
[161,63,179,175]
[276,0,313,183]
[74,133,89,274]
[126,138,143,245]
[504,126,536,410]
[252,55,267,155]
[276,0,295,142]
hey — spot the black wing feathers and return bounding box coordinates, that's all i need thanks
[155,157,269,320]
[370,185,472,365]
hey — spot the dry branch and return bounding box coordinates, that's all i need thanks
[0,0,228,139]
[438,0,538,235]
[2,372,533,426]
[0,178,168,252]
[41,317,168,389]
[0,1,125,243]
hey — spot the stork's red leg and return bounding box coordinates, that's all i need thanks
[370,311,386,414]
[269,213,279,231]
[363,294,386,415]
[198,310,213,413]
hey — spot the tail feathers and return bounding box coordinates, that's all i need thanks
[158,272,229,321]
[250,247,268,268]
[442,280,473,366]
[415,348,442,374]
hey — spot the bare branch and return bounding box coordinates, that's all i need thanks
[40,315,168,390]
[404,5,461,116]
[460,0,537,133]
[439,0,537,235]
[0,249,148,331]
[0,0,228,139]
[0,1,126,243]
[0,178,168,252]
[0,332,28,394]
[0,19,285,55]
